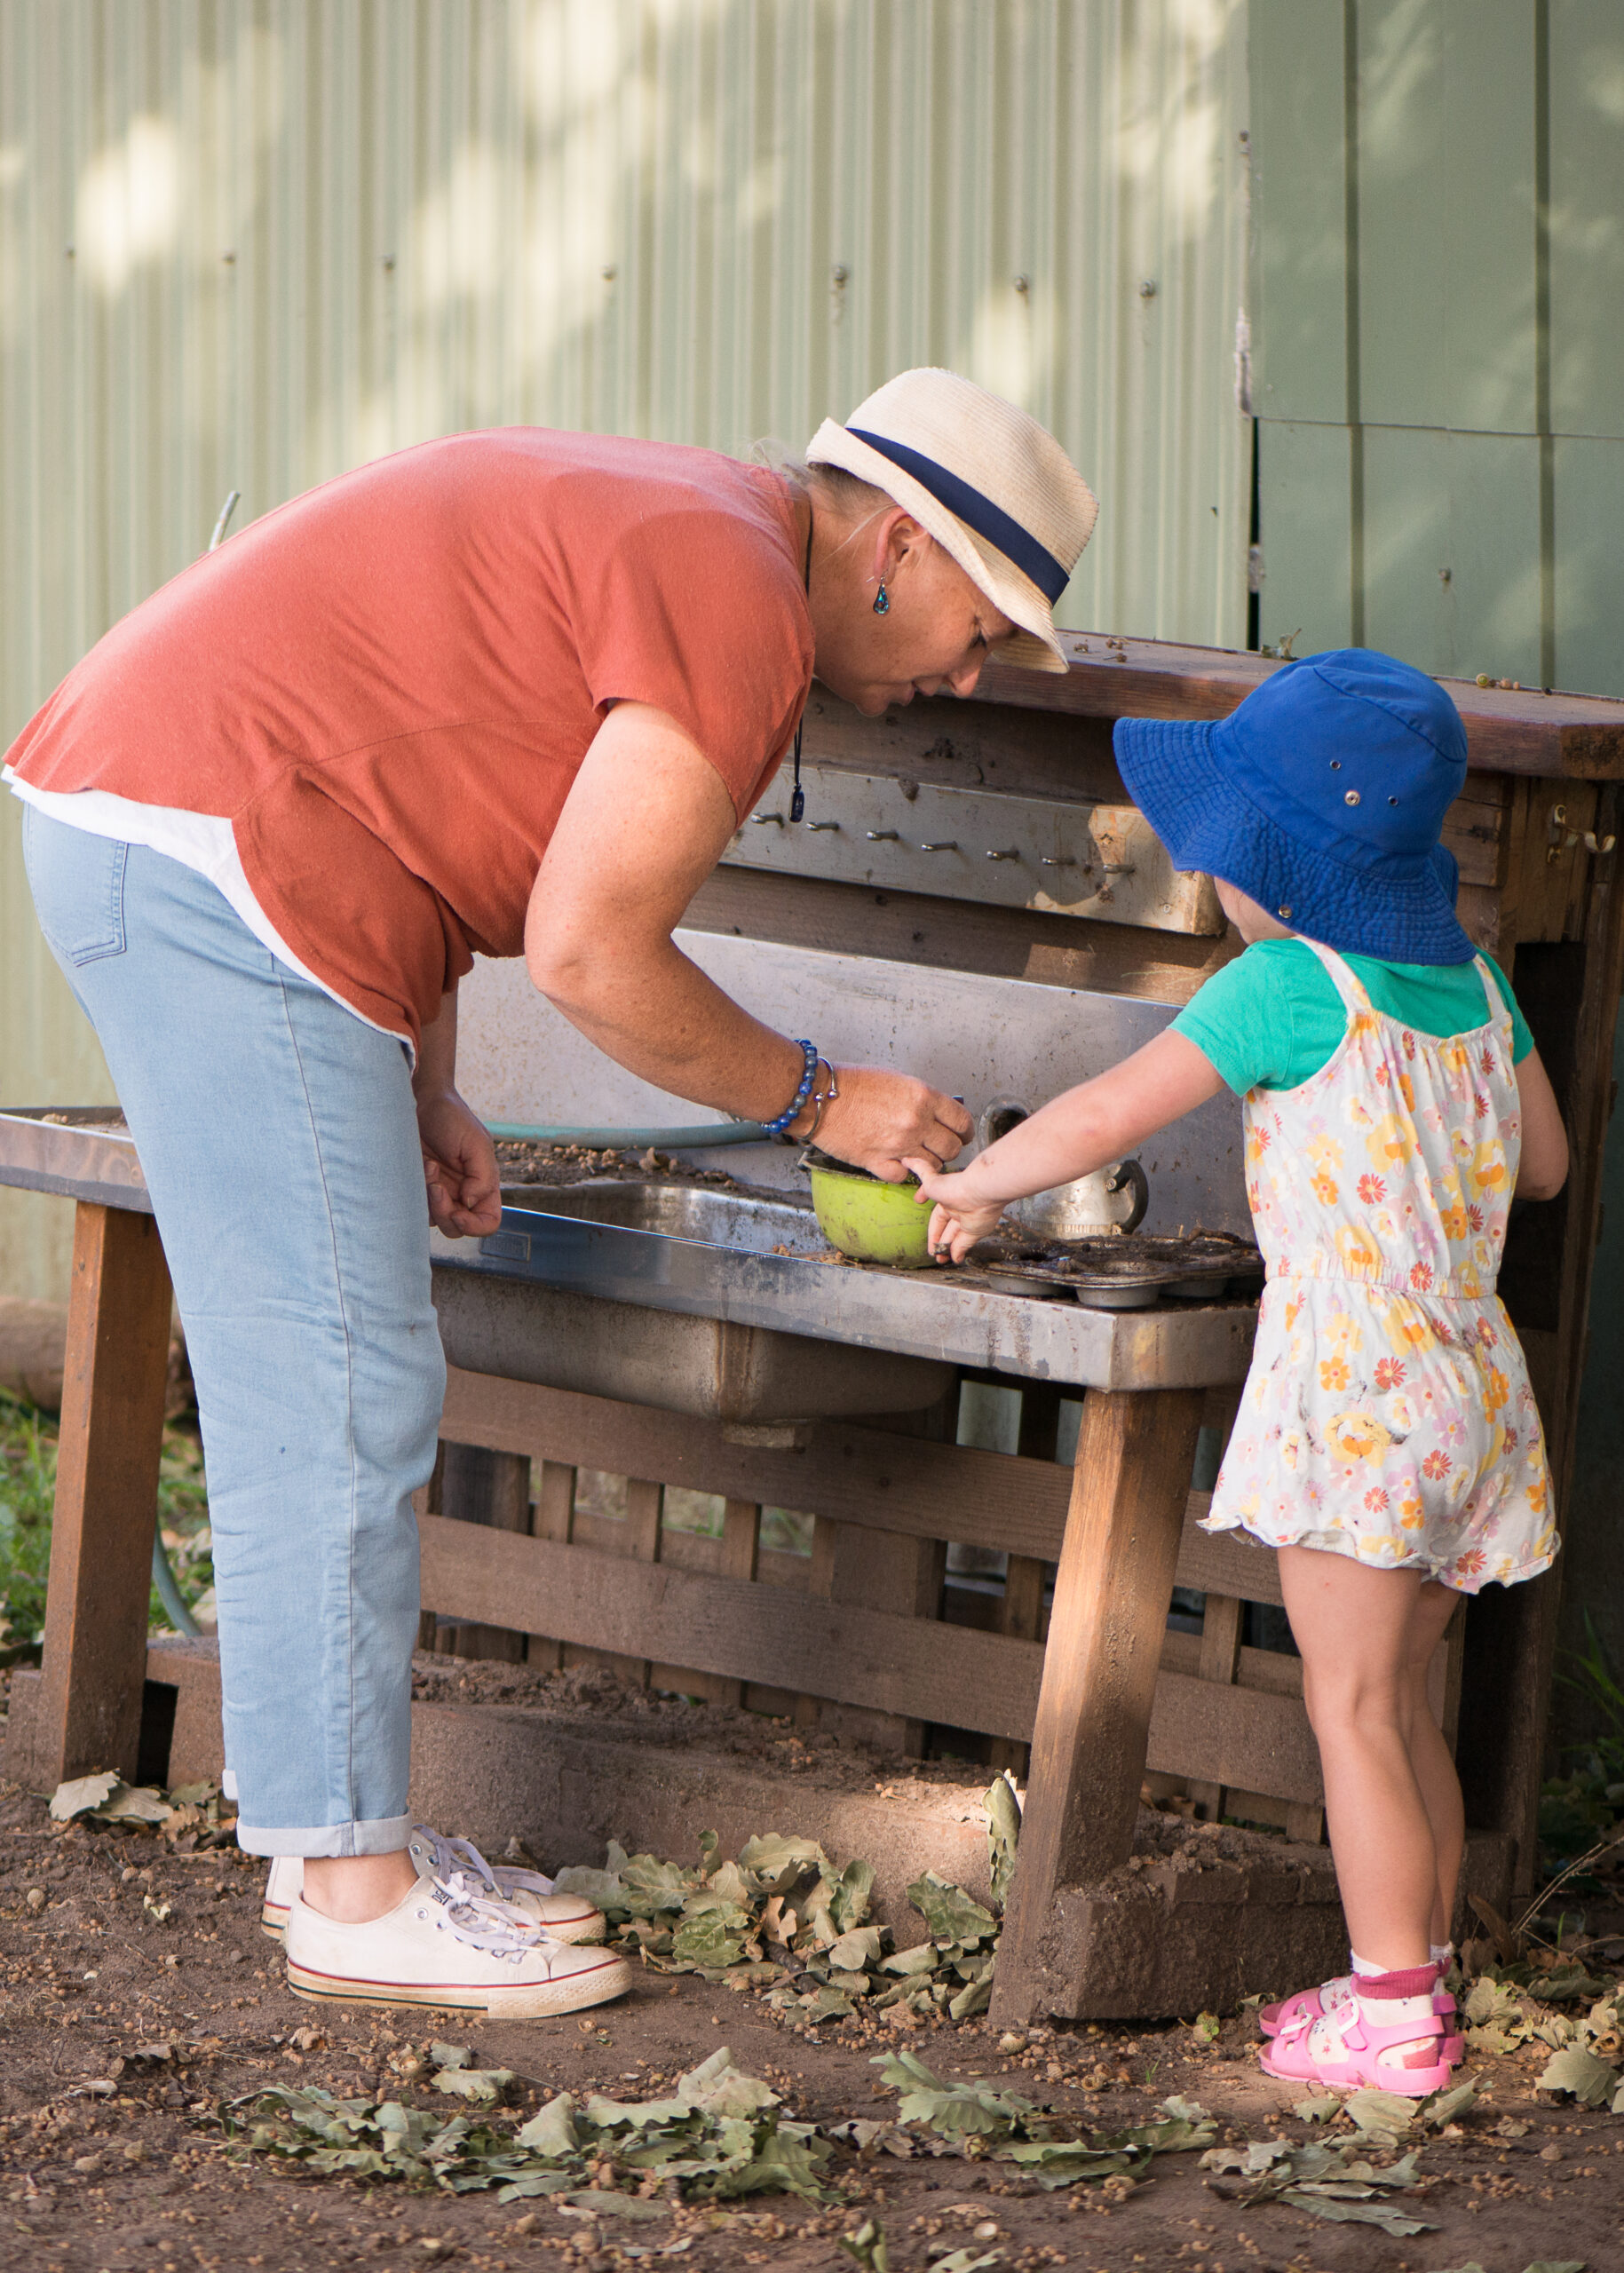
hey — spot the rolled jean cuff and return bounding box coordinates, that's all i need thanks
[235,1812,413,1860]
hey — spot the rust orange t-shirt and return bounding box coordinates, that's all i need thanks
[6,430,813,1047]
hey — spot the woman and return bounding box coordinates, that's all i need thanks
[7,367,1098,2016]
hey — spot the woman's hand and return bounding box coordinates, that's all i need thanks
[903,1156,1008,1263]
[416,1090,503,1238]
[804,1066,972,1182]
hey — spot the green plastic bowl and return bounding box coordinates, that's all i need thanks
[806,1157,934,1266]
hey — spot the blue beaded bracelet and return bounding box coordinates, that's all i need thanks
[762,1039,820,1136]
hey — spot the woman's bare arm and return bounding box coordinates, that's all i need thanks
[412,986,502,1237]
[526,701,972,1177]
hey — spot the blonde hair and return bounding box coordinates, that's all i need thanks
[752,439,891,524]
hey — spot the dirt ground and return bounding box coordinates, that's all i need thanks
[4,1782,1621,2273]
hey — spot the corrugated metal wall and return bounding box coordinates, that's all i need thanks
[0,0,1252,1300]
[1248,0,1624,695]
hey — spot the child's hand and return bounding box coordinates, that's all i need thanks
[903,1158,1008,1264]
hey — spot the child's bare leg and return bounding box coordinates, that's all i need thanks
[1405,1580,1466,1947]
[1278,1548,1455,1970]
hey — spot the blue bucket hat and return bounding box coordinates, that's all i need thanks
[1113,647,1472,964]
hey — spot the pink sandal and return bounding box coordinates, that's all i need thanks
[1258,1966,1459,2097]
[1261,1974,1462,2063]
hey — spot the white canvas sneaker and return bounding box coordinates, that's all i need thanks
[282,1876,631,2017]
[261,1825,605,1946]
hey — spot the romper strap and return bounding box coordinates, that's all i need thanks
[1474,953,1510,1025]
[1293,937,1374,1012]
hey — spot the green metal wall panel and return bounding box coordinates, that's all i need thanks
[1354,0,1449,432]
[1252,0,1623,698]
[1362,425,1543,682]
[1256,419,1356,656]
[1549,0,1624,439]
[1356,0,1540,436]
[1247,0,1350,424]
[1553,437,1624,695]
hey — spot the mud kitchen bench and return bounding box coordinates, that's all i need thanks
[7,632,1624,2024]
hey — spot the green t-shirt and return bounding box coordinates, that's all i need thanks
[1171,939,1534,1096]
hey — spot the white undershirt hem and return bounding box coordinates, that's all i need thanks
[5,768,407,1052]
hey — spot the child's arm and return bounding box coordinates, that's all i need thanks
[1514,1049,1568,1200]
[904,1030,1227,1263]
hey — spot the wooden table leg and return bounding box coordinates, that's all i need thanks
[990,1385,1203,2028]
[36,1203,173,1788]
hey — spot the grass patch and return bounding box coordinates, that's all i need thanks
[0,1384,214,1654]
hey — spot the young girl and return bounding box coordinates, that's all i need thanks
[907,648,1568,2095]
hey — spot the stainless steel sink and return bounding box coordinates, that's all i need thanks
[432,1178,955,1426]
[502,1179,828,1255]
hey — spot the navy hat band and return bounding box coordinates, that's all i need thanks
[847,427,1070,604]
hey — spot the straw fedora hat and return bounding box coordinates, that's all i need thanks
[806,368,1098,673]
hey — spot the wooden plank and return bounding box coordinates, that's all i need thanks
[808,1394,955,1754]
[1161,1626,1304,1699]
[416,1513,1045,1739]
[1187,1592,1244,1824]
[440,1368,1294,1605]
[1145,1667,1322,1808]
[1441,774,1511,891]
[970,636,1624,780]
[570,1477,663,1691]
[990,1384,1063,1778]
[525,1460,576,1672]
[690,1500,763,1711]
[535,1461,576,1542]
[35,1205,173,1786]
[440,1444,532,1664]
[683,866,1240,1010]
[440,1367,1072,1556]
[801,685,1125,804]
[756,693,1505,888]
[991,1388,1204,2027]
[416,1501,1319,1802]
[1171,1504,1284,1608]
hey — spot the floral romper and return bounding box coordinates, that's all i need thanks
[1204,940,1554,1593]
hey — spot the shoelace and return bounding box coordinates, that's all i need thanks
[412,1825,555,1902]
[421,1870,550,1964]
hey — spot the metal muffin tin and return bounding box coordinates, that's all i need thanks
[970,1232,1264,1311]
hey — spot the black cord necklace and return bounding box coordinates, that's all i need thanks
[789,503,814,824]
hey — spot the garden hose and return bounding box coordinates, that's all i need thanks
[485,1119,772,1148]
[152,1531,202,1638]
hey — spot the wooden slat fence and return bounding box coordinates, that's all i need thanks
[419,1363,1465,1835]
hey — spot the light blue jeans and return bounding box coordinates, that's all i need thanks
[24,808,444,1855]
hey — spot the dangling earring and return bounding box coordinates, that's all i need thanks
[872,581,890,616]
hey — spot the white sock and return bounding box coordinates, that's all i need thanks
[1353,1962,1441,2043]
[1430,1941,1454,1970]
[1350,1949,1384,1976]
